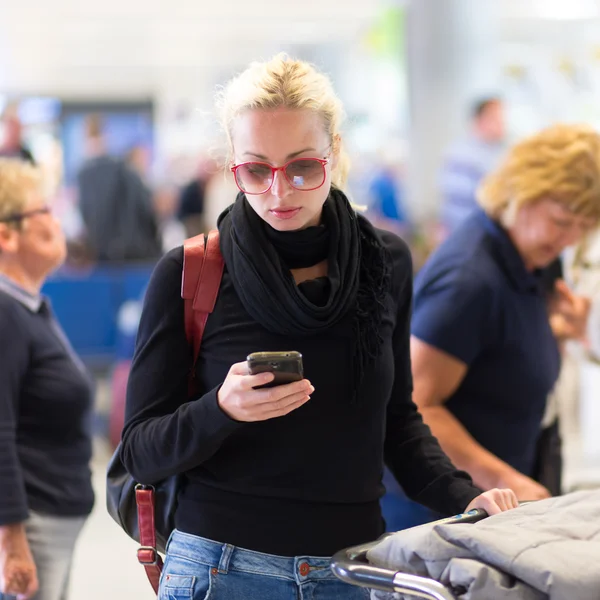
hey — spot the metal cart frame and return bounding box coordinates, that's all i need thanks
[331,509,488,600]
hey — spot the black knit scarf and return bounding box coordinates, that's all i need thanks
[217,189,391,396]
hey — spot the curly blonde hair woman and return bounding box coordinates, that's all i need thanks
[118,54,517,600]
[0,159,94,600]
[479,124,600,223]
[382,124,600,532]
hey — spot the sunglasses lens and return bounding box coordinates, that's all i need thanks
[285,159,326,190]
[234,163,273,194]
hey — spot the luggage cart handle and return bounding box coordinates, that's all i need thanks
[332,557,456,600]
[331,509,488,600]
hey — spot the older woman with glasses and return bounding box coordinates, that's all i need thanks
[0,159,94,600]
[119,54,517,600]
[382,124,600,532]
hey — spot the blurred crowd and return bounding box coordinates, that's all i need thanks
[3,49,600,600]
[0,94,512,275]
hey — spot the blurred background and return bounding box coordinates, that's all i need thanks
[2,0,600,596]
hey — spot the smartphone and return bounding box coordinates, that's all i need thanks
[247,351,304,388]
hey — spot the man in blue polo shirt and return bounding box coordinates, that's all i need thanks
[381,124,599,531]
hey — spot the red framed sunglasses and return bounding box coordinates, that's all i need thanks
[231,157,330,195]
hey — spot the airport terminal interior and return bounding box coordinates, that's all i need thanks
[2,1,600,598]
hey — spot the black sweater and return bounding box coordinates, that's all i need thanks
[0,282,95,525]
[120,231,481,556]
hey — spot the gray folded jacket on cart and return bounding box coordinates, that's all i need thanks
[368,489,600,600]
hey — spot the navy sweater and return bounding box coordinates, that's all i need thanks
[0,278,95,525]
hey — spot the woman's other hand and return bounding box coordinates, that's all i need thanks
[549,279,591,342]
[0,524,38,600]
[465,488,519,516]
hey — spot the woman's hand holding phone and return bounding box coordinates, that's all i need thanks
[217,361,314,422]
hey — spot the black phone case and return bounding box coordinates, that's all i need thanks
[248,352,304,388]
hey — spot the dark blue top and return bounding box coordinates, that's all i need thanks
[0,275,95,525]
[411,211,561,476]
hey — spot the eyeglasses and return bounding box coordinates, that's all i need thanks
[231,157,329,195]
[0,206,52,223]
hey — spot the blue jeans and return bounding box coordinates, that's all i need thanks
[159,530,371,600]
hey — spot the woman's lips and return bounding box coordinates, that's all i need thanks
[270,207,301,220]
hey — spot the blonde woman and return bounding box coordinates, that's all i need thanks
[119,55,517,600]
[384,124,600,531]
[0,160,94,600]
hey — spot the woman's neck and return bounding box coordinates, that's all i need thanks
[0,262,42,294]
[504,227,536,272]
[264,220,330,270]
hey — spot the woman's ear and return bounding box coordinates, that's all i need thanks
[499,200,519,229]
[0,223,19,255]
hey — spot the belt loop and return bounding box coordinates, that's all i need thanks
[217,544,234,574]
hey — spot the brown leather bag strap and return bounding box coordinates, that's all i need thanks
[136,230,223,595]
[184,230,224,367]
[135,486,164,595]
[182,232,206,361]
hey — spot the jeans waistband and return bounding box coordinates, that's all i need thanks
[167,529,338,584]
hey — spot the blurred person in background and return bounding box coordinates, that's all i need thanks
[382,124,599,531]
[125,143,151,181]
[119,54,517,600]
[0,106,35,165]
[177,156,217,237]
[77,115,161,263]
[0,159,94,600]
[547,226,600,461]
[439,97,506,235]
[153,183,187,253]
[201,160,240,229]
[366,142,411,237]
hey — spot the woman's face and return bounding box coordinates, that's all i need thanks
[4,190,67,278]
[231,108,336,231]
[508,198,596,270]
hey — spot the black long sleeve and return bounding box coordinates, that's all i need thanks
[119,251,243,484]
[119,234,480,557]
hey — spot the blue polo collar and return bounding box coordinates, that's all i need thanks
[475,211,543,294]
